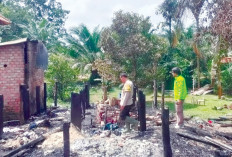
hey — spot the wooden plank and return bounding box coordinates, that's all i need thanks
[3,136,45,157]
[220,123,232,127]
[204,136,232,152]
[177,132,220,148]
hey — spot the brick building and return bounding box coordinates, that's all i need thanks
[0,38,48,122]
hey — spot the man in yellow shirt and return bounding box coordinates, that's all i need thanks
[172,67,187,128]
[119,73,138,133]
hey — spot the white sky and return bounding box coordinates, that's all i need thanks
[57,0,195,32]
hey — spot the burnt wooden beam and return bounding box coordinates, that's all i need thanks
[54,81,58,107]
[133,85,137,106]
[161,82,165,110]
[138,90,146,131]
[36,86,41,115]
[3,136,45,157]
[153,80,158,109]
[177,132,232,152]
[85,84,90,109]
[20,85,30,120]
[80,90,86,119]
[162,108,172,157]
[0,95,3,139]
[177,132,220,148]
[63,122,70,157]
[71,93,82,130]
[44,83,47,111]
[3,120,20,127]
[161,82,172,157]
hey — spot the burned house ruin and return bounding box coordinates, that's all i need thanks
[0,38,48,122]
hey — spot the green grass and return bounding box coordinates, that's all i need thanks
[47,98,70,108]
[48,87,232,120]
[144,91,232,120]
[90,86,121,103]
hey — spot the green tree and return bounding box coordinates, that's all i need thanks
[159,0,186,45]
[18,19,59,50]
[23,0,69,36]
[101,11,168,86]
[66,24,103,84]
[0,0,68,47]
[206,0,232,98]
[0,2,32,41]
[45,53,80,101]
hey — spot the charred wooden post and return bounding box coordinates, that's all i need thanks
[44,83,47,111]
[133,85,137,106]
[71,93,82,130]
[85,84,90,109]
[36,86,41,115]
[63,122,70,157]
[161,82,165,110]
[138,90,146,131]
[80,90,86,119]
[153,80,158,109]
[162,108,172,157]
[0,95,3,139]
[54,81,58,107]
[161,82,172,157]
[20,85,30,121]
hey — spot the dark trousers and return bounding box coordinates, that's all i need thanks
[120,104,133,120]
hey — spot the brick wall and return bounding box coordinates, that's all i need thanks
[0,40,45,122]
[0,44,25,121]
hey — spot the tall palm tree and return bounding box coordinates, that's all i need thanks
[66,24,103,82]
[187,0,206,89]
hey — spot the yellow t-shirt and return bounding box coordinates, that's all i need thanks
[120,80,133,106]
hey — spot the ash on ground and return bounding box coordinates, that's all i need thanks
[0,105,231,157]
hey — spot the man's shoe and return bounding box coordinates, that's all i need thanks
[125,116,139,131]
[122,120,131,133]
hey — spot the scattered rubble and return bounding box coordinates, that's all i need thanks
[0,105,231,157]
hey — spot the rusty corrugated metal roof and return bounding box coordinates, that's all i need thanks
[0,14,11,25]
[0,38,28,46]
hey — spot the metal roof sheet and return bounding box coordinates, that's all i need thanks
[0,38,28,46]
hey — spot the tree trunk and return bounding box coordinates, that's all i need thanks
[102,85,107,101]
[196,18,201,89]
[197,56,200,89]
[217,61,222,99]
[169,17,172,46]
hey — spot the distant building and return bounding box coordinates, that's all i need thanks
[0,38,48,122]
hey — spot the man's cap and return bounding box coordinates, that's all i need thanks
[120,72,128,78]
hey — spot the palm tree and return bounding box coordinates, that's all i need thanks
[187,0,206,89]
[66,24,103,83]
